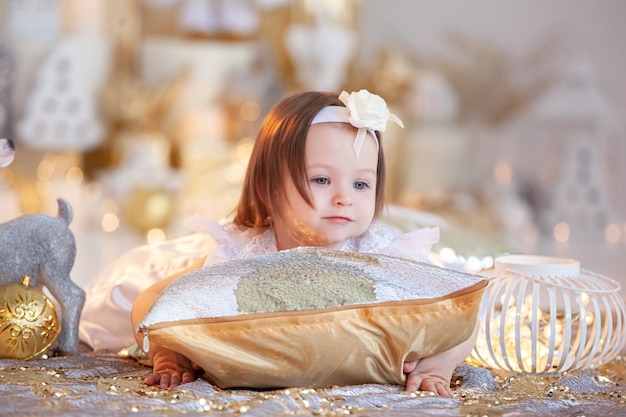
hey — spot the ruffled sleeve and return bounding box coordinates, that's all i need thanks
[183,215,236,267]
[79,215,238,352]
[78,230,217,352]
[346,221,439,264]
[377,226,440,264]
[186,215,279,265]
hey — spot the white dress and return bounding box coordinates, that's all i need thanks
[79,216,439,352]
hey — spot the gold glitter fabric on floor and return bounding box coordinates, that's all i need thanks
[0,349,624,416]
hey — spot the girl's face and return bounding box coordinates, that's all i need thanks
[273,123,378,250]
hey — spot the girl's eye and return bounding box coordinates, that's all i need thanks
[354,181,368,190]
[313,177,329,185]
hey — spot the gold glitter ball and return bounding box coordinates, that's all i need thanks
[0,276,61,360]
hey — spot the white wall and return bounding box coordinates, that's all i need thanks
[361,0,625,124]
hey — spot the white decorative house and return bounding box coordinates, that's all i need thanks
[520,55,624,241]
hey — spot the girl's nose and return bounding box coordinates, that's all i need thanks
[332,189,353,206]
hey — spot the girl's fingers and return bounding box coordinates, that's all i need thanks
[159,373,172,389]
[182,370,196,384]
[403,360,418,373]
[405,373,423,392]
[145,373,161,386]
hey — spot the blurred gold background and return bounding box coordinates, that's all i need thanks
[0,0,624,295]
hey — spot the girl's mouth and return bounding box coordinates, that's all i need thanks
[324,216,352,223]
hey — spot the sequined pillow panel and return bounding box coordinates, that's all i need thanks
[138,247,487,389]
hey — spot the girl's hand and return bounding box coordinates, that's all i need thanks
[401,325,478,397]
[403,360,454,397]
[146,348,199,389]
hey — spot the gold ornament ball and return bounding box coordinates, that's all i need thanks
[0,276,61,360]
[125,188,175,232]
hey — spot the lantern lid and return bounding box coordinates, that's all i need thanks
[495,254,580,277]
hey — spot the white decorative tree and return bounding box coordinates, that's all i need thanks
[16,37,106,151]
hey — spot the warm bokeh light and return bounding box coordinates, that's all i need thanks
[604,223,621,244]
[438,247,456,264]
[493,160,513,185]
[231,138,254,164]
[66,166,84,186]
[240,101,261,122]
[147,228,166,245]
[466,256,482,272]
[553,222,570,243]
[101,213,119,232]
[37,159,54,180]
[481,256,495,270]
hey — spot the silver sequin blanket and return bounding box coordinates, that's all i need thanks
[0,348,625,416]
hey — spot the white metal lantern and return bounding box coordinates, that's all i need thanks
[471,255,626,375]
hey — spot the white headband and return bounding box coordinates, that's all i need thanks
[310,90,404,156]
[311,105,380,152]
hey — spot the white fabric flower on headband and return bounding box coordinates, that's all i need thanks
[311,89,404,156]
[339,89,404,133]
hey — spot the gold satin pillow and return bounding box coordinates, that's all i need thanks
[138,247,487,389]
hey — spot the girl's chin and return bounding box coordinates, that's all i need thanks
[294,238,345,251]
[316,236,350,250]
[282,228,359,250]
[319,242,346,251]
